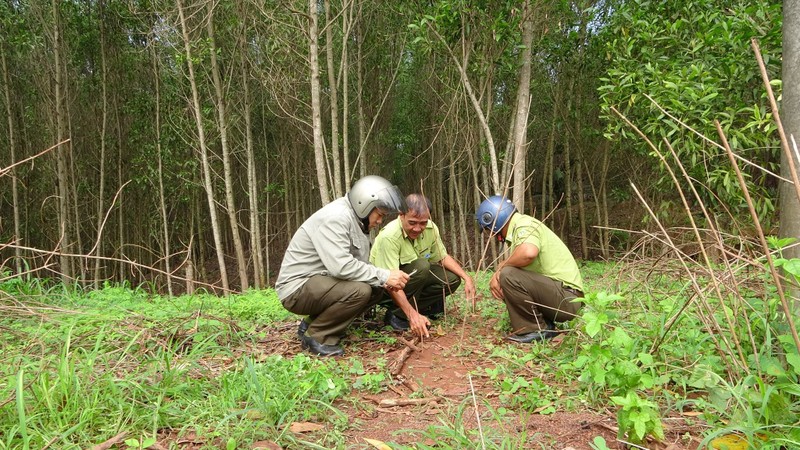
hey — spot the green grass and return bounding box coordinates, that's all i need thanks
[1,258,799,449]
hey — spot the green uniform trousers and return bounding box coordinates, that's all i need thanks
[281,274,383,345]
[383,258,461,320]
[498,266,583,334]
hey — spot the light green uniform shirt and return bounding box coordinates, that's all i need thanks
[370,217,448,269]
[506,213,584,292]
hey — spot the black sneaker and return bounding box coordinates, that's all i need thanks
[506,329,558,343]
[301,335,344,357]
[384,310,410,331]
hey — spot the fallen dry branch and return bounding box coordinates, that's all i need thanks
[396,336,420,351]
[397,374,421,392]
[388,336,421,376]
[90,432,128,450]
[378,397,438,407]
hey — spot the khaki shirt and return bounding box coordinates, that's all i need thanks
[506,213,584,292]
[370,217,448,269]
[275,197,389,300]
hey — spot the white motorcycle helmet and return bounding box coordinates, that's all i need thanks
[347,175,405,219]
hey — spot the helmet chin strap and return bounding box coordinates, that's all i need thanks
[359,217,370,234]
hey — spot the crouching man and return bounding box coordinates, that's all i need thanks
[276,176,410,356]
[370,193,475,337]
[476,195,584,343]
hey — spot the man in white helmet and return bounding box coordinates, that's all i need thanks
[276,175,411,356]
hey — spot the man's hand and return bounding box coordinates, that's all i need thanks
[385,269,410,292]
[489,271,504,300]
[407,309,431,338]
[463,276,477,308]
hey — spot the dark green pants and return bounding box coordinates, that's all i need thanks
[384,258,462,320]
[498,267,583,334]
[281,275,383,345]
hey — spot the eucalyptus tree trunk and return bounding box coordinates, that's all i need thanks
[67,115,84,281]
[500,114,515,190]
[511,0,533,211]
[309,0,331,204]
[185,210,195,295]
[115,90,124,281]
[241,24,264,289]
[448,162,457,256]
[600,143,610,258]
[206,2,248,290]
[1,46,22,274]
[444,33,500,193]
[325,0,342,197]
[177,0,230,293]
[52,0,72,283]
[340,1,355,187]
[564,85,574,230]
[94,6,109,288]
[782,0,800,262]
[576,148,589,259]
[542,87,561,220]
[151,37,173,295]
[454,166,472,267]
[356,15,367,178]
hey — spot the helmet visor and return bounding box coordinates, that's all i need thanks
[374,184,405,220]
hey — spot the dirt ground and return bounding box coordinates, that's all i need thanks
[261,310,705,450]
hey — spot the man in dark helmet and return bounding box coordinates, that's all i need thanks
[276,176,411,356]
[475,195,584,343]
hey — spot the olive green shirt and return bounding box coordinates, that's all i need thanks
[370,217,448,269]
[506,213,584,291]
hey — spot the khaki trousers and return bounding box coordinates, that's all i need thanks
[498,267,583,334]
[282,275,383,345]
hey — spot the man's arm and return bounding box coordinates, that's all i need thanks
[440,254,476,305]
[490,243,539,300]
[498,243,539,270]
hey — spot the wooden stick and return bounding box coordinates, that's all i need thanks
[90,432,128,450]
[397,336,420,351]
[378,397,438,407]
[389,336,421,376]
[398,375,420,392]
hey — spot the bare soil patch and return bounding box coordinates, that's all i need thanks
[260,310,704,450]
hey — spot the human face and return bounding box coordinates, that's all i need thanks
[400,210,430,240]
[482,224,505,242]
[368,208,389,230]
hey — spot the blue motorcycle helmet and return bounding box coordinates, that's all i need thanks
[476,195,516,235]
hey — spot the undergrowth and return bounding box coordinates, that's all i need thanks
[1,254,799,449]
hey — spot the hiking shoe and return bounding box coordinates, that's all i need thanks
[301,335,344,357]
[384,310,410,331]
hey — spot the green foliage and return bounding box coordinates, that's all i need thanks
[589,436,612,450]
[610,391,665,444]
[349,358,388,394]
[392,399,541,450]
[223,355,348,425]
[4,263,800,448]
[0,278,347,448]
[598,0,782,223]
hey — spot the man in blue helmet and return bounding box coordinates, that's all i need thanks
[476,195,584,343]
[276,176,411,356]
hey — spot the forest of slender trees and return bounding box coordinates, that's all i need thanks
[0,0,784,294]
